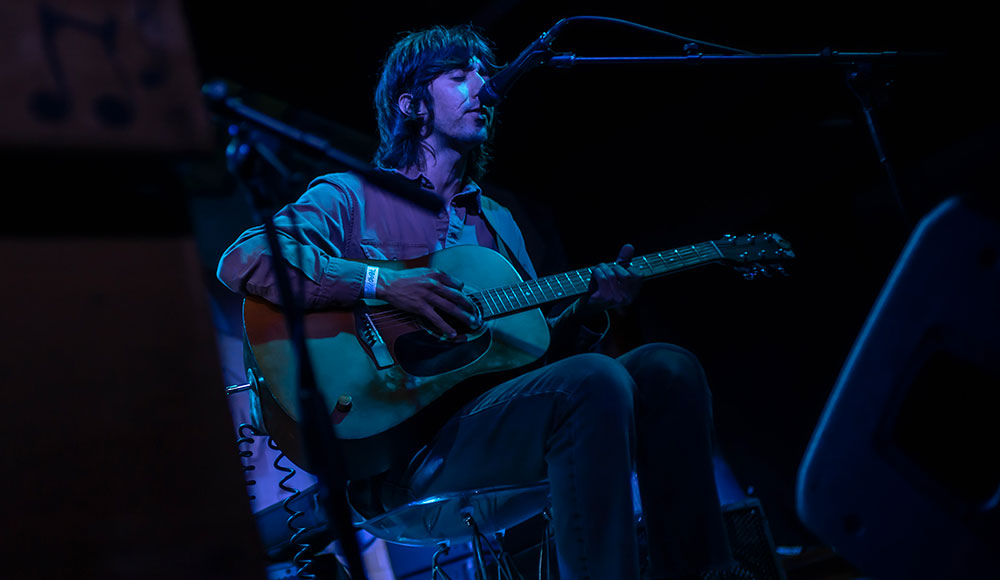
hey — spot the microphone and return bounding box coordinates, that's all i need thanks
[479,19,568,106]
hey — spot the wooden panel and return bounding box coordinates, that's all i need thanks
[0,237,266,580]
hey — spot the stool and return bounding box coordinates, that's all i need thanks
[349,481,552,580]
[226,383,554,580]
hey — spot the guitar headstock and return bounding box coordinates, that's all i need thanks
[714,233,796,279]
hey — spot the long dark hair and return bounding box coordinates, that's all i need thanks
[373,24,499,182]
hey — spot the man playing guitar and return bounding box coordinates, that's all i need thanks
[218,24,758,580]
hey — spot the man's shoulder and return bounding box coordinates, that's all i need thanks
[300,172,368,209]
[306,171,364,192]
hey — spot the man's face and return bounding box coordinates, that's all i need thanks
[424,57,491,151]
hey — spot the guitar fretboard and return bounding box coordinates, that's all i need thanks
[473,241,723,319]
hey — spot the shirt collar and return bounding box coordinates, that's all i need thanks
[452,180,483,214]
[389,168,483,214]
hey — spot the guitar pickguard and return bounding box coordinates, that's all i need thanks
[393,328,492,378]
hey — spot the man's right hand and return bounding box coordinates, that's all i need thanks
[376,267,482,339]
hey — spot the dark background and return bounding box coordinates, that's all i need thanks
[175,1,996,547]
[4,0,995,558]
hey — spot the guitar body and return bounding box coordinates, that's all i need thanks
[243,245,550,478]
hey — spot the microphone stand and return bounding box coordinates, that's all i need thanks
[547,48,942,230]
[208,82,442,580]
[205,80,444,214]
[225,127,370,580]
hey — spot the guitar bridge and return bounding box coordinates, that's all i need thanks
[356,307,395,370]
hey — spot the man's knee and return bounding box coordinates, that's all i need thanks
[624,343,712,408]
[553,353,636,415]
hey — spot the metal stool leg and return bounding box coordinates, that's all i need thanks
[463,512,530,580]
[432,542,454,580]
[539,508,553,580]
[493,530,525,580]
[464,512,489,580]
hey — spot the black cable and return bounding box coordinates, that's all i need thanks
[268,437,316,579]
[557,15,756,55]
[236,423,264,501]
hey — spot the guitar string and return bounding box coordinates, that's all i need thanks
[360,240,743,329]
[364,270,589,325]
[361,244,721,329]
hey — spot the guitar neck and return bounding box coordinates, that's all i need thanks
[474,241,724,319]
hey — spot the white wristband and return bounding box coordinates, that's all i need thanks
[363,266,380,299]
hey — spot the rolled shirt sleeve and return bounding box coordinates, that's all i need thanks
[217,180,368,309]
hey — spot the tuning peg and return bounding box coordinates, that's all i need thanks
[740,264,778,279]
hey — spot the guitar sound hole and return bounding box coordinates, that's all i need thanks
[394,329,491,377]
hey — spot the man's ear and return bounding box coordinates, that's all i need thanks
[398,93,423,117]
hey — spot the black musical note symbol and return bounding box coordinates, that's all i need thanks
[28,4,135,128]
[134,0,170,90]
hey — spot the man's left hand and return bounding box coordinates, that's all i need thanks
[581,243,643,315]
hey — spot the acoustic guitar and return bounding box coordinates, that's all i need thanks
[243,233,794,478]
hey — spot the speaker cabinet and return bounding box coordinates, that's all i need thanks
[723,498,786,580]
[797,195,1000,579]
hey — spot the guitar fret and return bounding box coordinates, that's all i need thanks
[521,283,536,306]
[508,286,522,309]
[496,288,513,312]
[528,280,543,305]
[706,242,723,259]
[646,253,659,274]
[488,293,501,317]
[507,285,521,309]
[486,289,504,314]
[555,275,568,297]
[544,277,559,299]
[545,278,558,299]
[522,281,536,306]
[472,294,490,318]
[507,286,525,309]
[497,288,511,312]
[484,289,496,313]
[691,243,718,262]
[639,255,654,275]
[569,273,580,292]
[513,285,527,307]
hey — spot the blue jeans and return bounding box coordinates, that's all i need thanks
[380,343,734,580]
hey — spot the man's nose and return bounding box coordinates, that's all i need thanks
[470,72,487,96]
